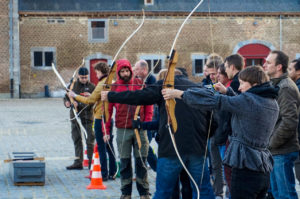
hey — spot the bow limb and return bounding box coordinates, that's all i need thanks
[163,50,178,133]
[103,61,117,123]
[103,9,145,123]
[51,61,88,139]
[133,105,142,150]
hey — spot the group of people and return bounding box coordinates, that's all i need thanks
[62,50,300,199]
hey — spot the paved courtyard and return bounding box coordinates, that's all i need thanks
[0,98,300,199]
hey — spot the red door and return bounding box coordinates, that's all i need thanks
[89,59,107,85]
[238,44,270,67]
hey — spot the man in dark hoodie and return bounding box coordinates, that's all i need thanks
[104,59,153,199]
[264,50,300,199]
[101,69,215,199]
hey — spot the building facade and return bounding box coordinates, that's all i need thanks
[1,0,300,97]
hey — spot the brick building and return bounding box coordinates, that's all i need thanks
[1,0,300,97]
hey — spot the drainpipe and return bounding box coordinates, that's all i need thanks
[9,0,13,98]
[279,15,282,51]
[11,0,20,98]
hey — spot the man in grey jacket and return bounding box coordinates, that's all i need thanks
[263,50,300,199]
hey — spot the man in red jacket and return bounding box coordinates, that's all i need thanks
[105,59,153,199]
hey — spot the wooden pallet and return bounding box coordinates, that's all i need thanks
[14,182,45,186]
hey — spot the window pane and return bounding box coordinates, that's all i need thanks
[34,51,43,67]
[145,60,152,70]
[91,21,105,28]
[195,59,203,74]
[153,59,161,74]
[92,27,105,39]
[45,52,53,67]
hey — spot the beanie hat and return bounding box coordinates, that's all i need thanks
[78,67,89,75]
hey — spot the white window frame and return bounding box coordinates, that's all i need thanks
[191,54,208,76]
[88,19,108,43]
[31,47,56,70]
[139,54,165,75]
[144,0,154,6]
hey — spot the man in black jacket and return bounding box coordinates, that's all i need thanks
[101,73,215,199]
[63,67,95,170]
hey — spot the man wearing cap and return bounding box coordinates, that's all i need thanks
[104,59,152,199]
[63,67,95,170]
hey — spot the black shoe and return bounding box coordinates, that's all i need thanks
[102,176,108,181]
[109,175,116,180]
[66,163,83,170]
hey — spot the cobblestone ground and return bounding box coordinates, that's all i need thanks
[0,98,300,199]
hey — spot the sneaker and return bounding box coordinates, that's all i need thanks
[109,175,116,180]
[216,196,223,199]
[66,163,83,170]
[120,195,131,199]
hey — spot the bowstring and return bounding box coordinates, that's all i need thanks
[199,0,216,191]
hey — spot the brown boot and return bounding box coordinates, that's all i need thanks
[120,195,131,199]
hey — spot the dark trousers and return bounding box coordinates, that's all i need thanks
[147,130,157,171]
[231,168,270,199]
[120,157,148,195]
[94,119,116,178]
[71,119,94,165]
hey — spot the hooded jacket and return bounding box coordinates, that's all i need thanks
[107,59,153,130]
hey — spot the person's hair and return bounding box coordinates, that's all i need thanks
[271,50,289,73]
[218,63,228,78]
[206,53,223,69]
[238,65,269,86]
[291,58,300,71]
[156,69,182,81]
[139,60,148,69]
[94,62,109,75]
[224,54,244,71]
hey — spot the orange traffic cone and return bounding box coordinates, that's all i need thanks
[86,151,106,190]
[83,146,89,167]
[85,144,98,179]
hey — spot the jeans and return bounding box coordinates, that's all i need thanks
[231,168,270,199]
[154,155,215,199]
[147,130,157,171]
[94,119,116,178]
[270,151,299,199]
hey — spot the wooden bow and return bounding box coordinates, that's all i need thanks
[163,1,205,199]
[163,50,178,133]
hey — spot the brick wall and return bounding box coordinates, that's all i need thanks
[0,0,10,93]
[19,15,300,95]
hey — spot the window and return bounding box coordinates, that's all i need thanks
[144,0,154,5]
[88,19,108,43]
[31,47,56,70]
[246,58,264,66]
[139,54,165,74]
[191,54,208,76]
